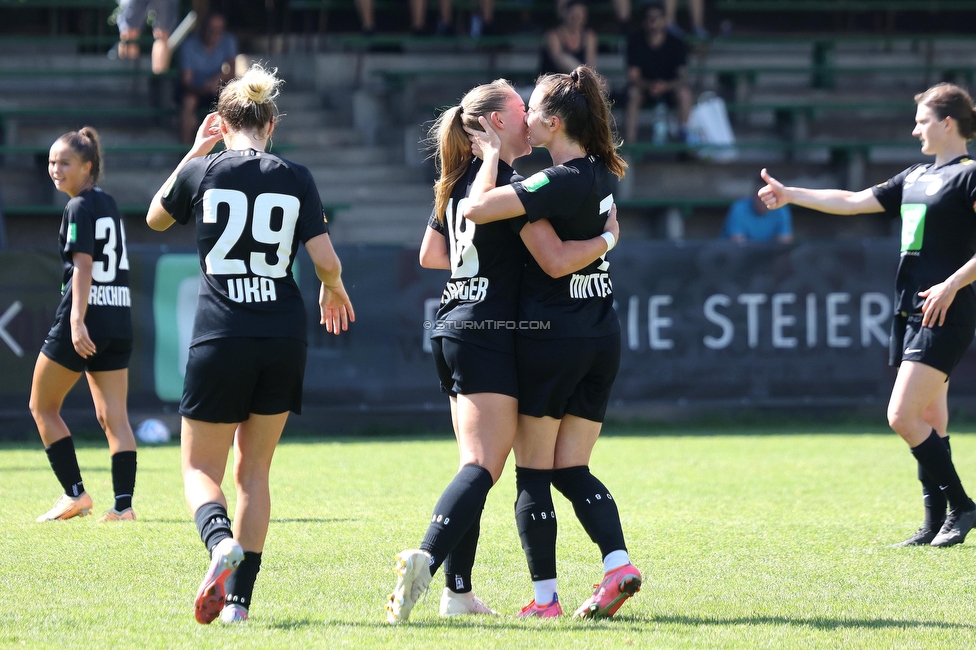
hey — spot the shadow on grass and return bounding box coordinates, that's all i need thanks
[650,614,974,631]
[143,517,353,525]
[266,614,975,633]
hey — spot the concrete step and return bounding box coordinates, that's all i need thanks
[275,127,362,148]
[314,181,432,204]
[275,109,346,131]
[307,163,422,184]
[328,203,431,245]
[286,145,401,167]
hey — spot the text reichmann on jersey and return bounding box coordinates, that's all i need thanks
[227,277,278,303]
[570,272,613,299]
[87,285,131,307]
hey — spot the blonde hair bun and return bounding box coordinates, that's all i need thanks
[235,64,281,105]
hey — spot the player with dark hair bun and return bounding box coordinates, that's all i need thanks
[148,63,355,625]
[464,65,641,619]
[759,82,976,549]
[386,77,619,624]
[32,126,138,525]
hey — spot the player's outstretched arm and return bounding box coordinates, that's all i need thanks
[759,168,884,215]
[306,233,355,335]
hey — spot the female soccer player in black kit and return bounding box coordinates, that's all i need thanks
[32,127,138,524]
[386,79,618,623]
[147,64,355,625]
[759,83,976,548]
[463,65,641,619]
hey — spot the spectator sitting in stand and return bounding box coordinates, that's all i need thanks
[723,182,793,244]
[116,0,178,74]
[178,13,237,144]
[665,0,708,39]
[356,0,375,35]
[624,1,692,145]
[540,0,597,75]
[608,0,707,38]
[411,0,496,35]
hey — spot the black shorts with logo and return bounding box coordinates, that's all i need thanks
[41,330,131,373]
[180,337,307,423]
[431,336,519,399]
[515,332,620,422]
[889,312,974,376]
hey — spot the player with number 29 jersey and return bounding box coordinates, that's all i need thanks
[161,148,328,346]
[148,64,354,626]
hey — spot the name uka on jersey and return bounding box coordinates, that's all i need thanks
[227,276,277,303]
[441,276,489,303]
[569,272,612,299]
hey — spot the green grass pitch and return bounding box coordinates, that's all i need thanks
[2,426,976,649]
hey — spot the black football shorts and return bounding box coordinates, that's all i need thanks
[889,312,974,376]
[180,337,307,423]
[431,336,519,399]
[515,332,620,422]
[41,329,131,373]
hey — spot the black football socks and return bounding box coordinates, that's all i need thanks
[195,502,234,553]
[110,450,137,512]
[444,515,480,594]
[918,435,949,527]
[514,466,557,581]
[552,465,627,559]
[226,551,262,610]
[420,463,494,576]
[911,430,975,512]
[45,436,85,497]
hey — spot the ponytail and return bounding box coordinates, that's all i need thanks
[427,79,517,224]
[429,105,472,225]
[56,125,103,184]
[536,66,628,179]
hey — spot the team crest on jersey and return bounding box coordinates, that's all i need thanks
[924,177,944,196]
[67,223,77,242]
[522,172,550,192]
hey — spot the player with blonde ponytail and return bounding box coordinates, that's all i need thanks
[148,63,354,624]
[464,65,640,619]
[387,77,619,624]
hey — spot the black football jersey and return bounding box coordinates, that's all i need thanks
[429,159,526,353]
[52,187,132,340]
[873,155,976,324]
[161,149,329,346]
[512,155,620,339]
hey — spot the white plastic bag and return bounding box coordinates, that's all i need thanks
[688,91,738,162]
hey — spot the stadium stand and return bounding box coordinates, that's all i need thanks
[0,2,973,244]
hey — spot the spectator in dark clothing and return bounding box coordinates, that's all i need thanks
[179,13,237,144]
[624,1,693,144]
[540,0,598,76]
